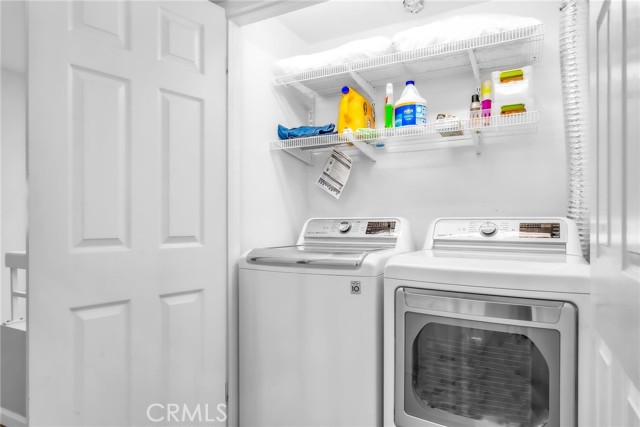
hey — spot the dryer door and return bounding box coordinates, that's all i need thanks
[394,288,577,427]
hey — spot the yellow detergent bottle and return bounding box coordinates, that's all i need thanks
[337,86,375,134]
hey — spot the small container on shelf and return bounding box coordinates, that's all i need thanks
[470,94,482,127]
[395,81,427,127]
[385,83,395,129]
[435,114,463,137]
[481,80,492,126]
[338,86,375,134]
[491,66,534,116]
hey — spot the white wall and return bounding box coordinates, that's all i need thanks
[1,70,28,323]
[233,0,567,250]
[229,18,312,255]
[1,0,28,324]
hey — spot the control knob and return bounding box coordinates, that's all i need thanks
[479,222,498,237]
[338,221,352,233]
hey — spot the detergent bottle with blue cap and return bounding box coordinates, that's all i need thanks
[395,80,427,127]
[337,86,375,134]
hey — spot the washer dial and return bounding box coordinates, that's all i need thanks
[338,221,352,233]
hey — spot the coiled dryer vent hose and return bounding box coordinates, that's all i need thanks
[560,0,590,261]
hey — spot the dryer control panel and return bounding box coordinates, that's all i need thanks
[427,218,582,256]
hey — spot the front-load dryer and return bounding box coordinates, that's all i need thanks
[239,217,413,427]
[383,217,590,427]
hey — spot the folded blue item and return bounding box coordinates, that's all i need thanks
[278,123,336,140]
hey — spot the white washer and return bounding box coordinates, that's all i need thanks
[239,217,413,427]
[383,217,590,427]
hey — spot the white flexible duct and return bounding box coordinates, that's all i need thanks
[559,0,590,260]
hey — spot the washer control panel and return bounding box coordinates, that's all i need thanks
[304,218,400,239]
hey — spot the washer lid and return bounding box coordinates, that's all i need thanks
[246,244,386,268]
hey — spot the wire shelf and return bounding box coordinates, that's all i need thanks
[270,111,539,154]
[273,24,544,97]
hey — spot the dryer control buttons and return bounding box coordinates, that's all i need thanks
[338,221,352,233]
[479,222,498,236]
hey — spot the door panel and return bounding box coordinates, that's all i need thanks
[71,0,131,48]
[160,90,204,246]
[160,290,205,405]
[71,65,131,249]
[159,8,204,72]
[73,301,132,426]
[590,0,640,425]
[28,1,227,426]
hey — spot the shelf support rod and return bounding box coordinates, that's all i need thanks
[348,70,376,101]
[467,49,481,89]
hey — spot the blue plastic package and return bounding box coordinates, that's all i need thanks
[278,124,336,140]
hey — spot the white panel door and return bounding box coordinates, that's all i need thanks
[28,1,227,426]
[590,0,640,425]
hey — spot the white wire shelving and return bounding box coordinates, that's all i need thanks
[273,24,544,99]
[271,111,540,164]
[271,24,544,164]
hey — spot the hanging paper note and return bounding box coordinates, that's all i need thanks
[316,149,352,199]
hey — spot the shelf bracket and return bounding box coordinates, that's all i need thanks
[467,49,481,89]
[348,70,376,101]
[471,130,482,155]
[274,81,316,128]
[286,80,318,100]
[282,148,314,165]
[344,130,376,162]
[286,81,317,126]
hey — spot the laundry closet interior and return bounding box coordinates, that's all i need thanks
[1,0,639,427]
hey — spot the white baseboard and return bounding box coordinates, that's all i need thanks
[1,407,27,427]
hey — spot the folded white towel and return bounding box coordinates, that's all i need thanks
[276,36,393,76]
[392,14,542,53]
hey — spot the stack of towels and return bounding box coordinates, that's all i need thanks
[276,14,542,76]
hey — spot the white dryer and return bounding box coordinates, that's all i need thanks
[383,217,590,427]
[239,217,413,427]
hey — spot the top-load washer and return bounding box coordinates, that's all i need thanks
[383,217,590,427]
[239,217,413,427]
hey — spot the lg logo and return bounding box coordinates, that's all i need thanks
[351,281,361,294]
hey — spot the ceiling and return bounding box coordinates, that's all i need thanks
[210,0,327,26]
[276,0,487,45]
[212,0,488,44]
